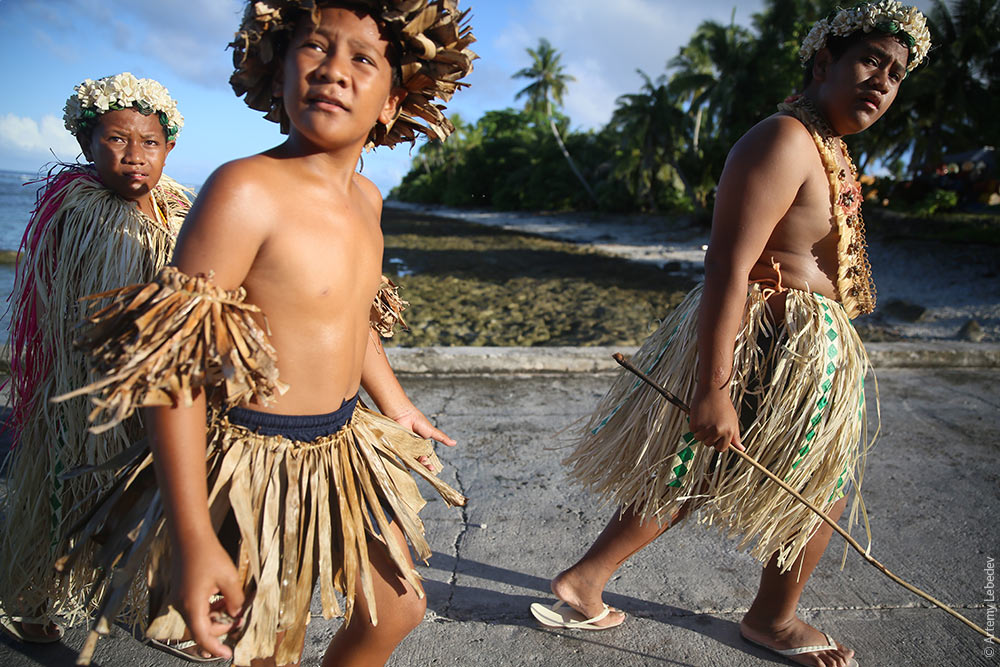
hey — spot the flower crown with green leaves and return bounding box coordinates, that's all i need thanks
[799,1,931,74]
[63,72,184,142]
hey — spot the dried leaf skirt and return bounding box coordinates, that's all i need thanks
[565,283,875,571]
[59,405,465,666]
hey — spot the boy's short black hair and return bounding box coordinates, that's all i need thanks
[802,30,913,89]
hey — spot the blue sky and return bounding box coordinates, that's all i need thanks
[0,0,933,193]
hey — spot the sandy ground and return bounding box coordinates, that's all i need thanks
[388,202,1000,342]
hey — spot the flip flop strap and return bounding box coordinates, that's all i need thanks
[774,633,837,656]
[9,615,53,625]
[566,604,611,627]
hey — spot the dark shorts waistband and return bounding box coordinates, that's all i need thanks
[227,394,360,442]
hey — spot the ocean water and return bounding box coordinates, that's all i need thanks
[0,169,47,343]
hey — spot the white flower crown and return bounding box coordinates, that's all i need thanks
[63,72,184,141]
[799,1,931,74]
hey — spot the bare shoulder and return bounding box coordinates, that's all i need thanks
[173,155,284,286]
[197,156,284,220]
[726,113,817,175]
[709,113,823,264]
[352,172,383,220]
[181,156,292,240]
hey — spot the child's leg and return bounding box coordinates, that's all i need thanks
[322,521,426,667]
[740,496,856,666]
[551,502,691,627]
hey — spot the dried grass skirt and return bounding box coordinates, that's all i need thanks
[565,283,876,571]
[57,405,465,666]
[1,169,186,625]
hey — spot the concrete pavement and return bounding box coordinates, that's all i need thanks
[1,356,998,666]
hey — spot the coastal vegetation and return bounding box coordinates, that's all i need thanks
[392,0,1000,218]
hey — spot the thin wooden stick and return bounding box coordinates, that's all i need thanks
[612,352,998,642]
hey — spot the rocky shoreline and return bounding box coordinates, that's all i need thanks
[380,206,696,347]
[387,201,1000,344]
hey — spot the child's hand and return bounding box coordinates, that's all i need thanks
[173,536,245,660]
[689,389,745,453]
[389,407,456,472]
[390,407,456,447]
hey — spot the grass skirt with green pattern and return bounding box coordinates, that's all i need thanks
[565,283,876,572]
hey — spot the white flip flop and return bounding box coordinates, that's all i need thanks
[146,638,226,663]
[742,631,859,666]
[529,600,624,631]
[0,614,64,644]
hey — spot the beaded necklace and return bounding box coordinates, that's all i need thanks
[777,95,876,318]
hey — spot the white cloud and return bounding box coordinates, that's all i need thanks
[0,113,79,160]
[497,0,939,131]
[497,0,763,129]
[113,0,243,87]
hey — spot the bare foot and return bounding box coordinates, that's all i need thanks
[740,616,856,667]
[550,568,625,628]
[10,619,62,642]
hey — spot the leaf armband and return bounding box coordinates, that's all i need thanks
[55,266,287,432]
[370,275,409,338]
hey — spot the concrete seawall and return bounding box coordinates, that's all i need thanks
[3,342,998,380]
[384,342,1000,374]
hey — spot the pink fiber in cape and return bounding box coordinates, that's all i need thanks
[3,166,99,450]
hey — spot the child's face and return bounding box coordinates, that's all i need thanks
[81,108,174,201]
[279,7,404,150]
[816,33,909,136]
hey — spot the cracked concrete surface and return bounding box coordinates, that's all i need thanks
[442,468,470,618]
[2,367,997,666]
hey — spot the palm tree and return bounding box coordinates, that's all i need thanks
[610,71,695,211]
[907,0,1000,167]
[512,38,598,204]
[666,18,764,164]
[416,113,471,174]
[667,41,713,153]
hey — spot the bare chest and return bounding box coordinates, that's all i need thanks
[248,209,384,314]
[782,143,860,241]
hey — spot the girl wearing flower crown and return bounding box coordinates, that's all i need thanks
[0,72,190,645]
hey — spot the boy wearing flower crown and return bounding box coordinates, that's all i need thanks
[535,3,929,666]
[50,2,476,666]
[0,72,189,644]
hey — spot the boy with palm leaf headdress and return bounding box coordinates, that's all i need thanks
[48,2,476,665]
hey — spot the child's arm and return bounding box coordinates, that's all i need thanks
[146,162,272,658]
[361,332,457,449]
[146,399,242,658]
[355,173,455,450]
[690,116,814,453]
